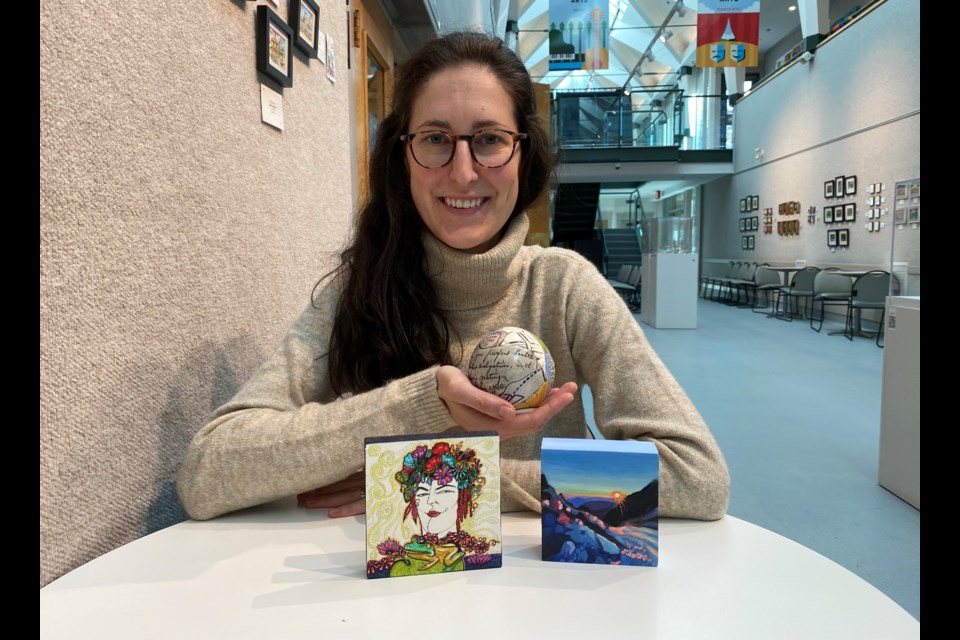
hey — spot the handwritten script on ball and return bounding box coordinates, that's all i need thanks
[467,327,555,411]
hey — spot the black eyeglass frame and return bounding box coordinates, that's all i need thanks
[399,130,528,169]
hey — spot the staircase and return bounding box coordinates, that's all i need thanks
[602,228,642,276]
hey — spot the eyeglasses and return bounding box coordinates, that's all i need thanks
[400,129,528,169]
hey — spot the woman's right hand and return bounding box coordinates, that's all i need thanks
[436,365,578,440]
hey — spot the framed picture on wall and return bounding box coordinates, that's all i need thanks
[827,230,837,246]
[834,176,845,198]
[844,203,856,222]
[742,236,748,250]
[824,206,834,223]
[824,180,834,199]
[290,0,321,58]
[895,208,906,223]
[740,199,746,213]
[753,216,759,231]
[907,206,920,223]
[739,218,746,232]
[793,219,800,234]
[747,235,755,249]
[845,175,857,196]
[751,195,759,211]
[256,6,294,87]
[838,229,849,247]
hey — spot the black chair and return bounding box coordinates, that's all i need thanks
[773,267,821,321]
[725,262,759,306]
[702,261,737,301]
[845,271,899,346]
[750,266,783,314]
[810,270,853,332]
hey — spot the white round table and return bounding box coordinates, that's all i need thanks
[40,497,919,639]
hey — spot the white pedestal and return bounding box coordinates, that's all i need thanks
[878,296,920,509]
[640,253,698,329]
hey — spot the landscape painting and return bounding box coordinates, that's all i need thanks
[541,438,659,567]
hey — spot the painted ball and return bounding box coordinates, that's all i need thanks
[467,327,555,411]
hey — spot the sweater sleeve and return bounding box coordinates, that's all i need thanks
[176,296,455,521]
[565,260,731,520]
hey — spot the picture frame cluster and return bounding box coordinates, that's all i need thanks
[739,195,760,213]
[827,228,850,248]
[256,2,329,89]
[824,175,857,199]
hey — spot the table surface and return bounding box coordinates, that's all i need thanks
[40,498,919,640]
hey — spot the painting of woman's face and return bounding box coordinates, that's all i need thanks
[414,479,459,537]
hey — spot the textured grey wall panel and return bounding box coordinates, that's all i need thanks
[41,0,354,585]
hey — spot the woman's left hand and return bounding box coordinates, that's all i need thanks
[297,470,365,517]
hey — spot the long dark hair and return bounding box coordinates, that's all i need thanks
[320,31,554,394]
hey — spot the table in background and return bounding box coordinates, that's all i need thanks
[40,498,919,639]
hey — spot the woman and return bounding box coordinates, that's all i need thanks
[368,440,498,577]
[177,31,729,523]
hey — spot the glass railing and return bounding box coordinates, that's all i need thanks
[552,89,730,151]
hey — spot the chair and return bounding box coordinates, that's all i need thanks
[700,261,735,300]
[773,266,821,321]
[725,262,759,306]
[845,271,899,346]
[749,266,783,313]
[809,270,854,332]
[610,264,641,312]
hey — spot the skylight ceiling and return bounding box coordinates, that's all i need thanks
[517,0,698,95]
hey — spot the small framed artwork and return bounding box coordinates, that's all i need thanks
[742,236,748,249]
[777,221,783,235]
[844,203,856,222]
[364,432,502,579]
[824,180,834,199]
[895,208,906,224]
[747,235,755,250]
[256,6,294,87]
[869,183,876,194]
[845,175,857,196]
[827,230,838,247]
[909,182,920,198]
[907,206,920,223]
[751,195,759,211]
[752,216,759,231]
[838,229,849,247]
[290,0,321,58]
[895,184,908,198]
[835,176,845,198]
[740,199,746,213]
[793,219,800,234]
[824,206,834,223]
[872,220,881,232]
[739,218,746,232]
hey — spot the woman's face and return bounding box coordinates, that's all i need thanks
[414,478,459,536]
[405,64,521,254]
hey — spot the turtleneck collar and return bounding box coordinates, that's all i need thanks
[423,213,529,311]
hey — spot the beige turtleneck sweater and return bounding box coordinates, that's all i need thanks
[177,214,729,521]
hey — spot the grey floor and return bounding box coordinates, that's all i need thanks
[584,295,920,621]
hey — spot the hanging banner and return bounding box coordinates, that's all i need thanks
[548,0,610,71]
[696,0,760,68]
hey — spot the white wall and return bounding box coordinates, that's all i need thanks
[702,0,920,294]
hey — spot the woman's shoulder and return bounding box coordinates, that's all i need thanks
[520,244,604,279]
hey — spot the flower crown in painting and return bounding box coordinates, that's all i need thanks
[395,441,483,503]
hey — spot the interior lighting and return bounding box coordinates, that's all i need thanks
[676,1,688,18]
[660,30,673,43]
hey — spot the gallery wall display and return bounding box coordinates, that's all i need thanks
[290,0,321,58]
[257,6,294,87]
[739,195,760,213]
[894,179,921,226]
